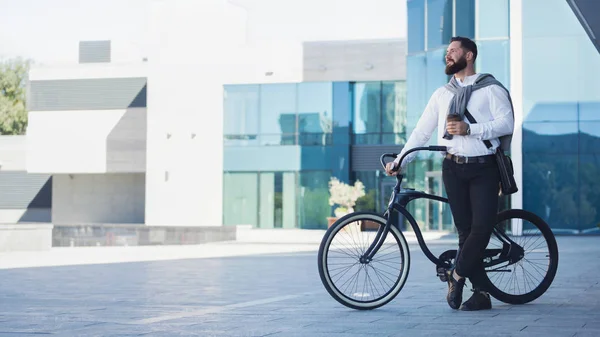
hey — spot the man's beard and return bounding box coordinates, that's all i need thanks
[445,56,467,75]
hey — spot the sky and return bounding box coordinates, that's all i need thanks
[0,0,406,65]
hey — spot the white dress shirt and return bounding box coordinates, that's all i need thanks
[394,73,514,169]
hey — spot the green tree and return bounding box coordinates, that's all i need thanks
[0,58,31,135]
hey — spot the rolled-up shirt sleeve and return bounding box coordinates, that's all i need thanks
[469,85,514,140]
[394,89,440,169]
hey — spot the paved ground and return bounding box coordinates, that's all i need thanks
[0,236,598,336]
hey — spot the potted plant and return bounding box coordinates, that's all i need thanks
[327,177,366,228]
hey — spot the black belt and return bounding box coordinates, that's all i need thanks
[445,153,495,164]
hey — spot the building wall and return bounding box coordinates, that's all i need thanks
[27,108,146,173]
[303,39,407,82]
[52,173,145,225]
[0,136,51,223]
[27,64,147,174]
[146,0,250,226]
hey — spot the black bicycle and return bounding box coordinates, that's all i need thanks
[318,145,559,310]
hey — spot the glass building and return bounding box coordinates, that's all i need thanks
[223,0,600,234]
[406,0,600,234]
[223,81,407,230]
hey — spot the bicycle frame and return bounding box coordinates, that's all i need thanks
[360,146,524,270]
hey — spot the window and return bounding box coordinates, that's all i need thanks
[523,122,579,154]
[223,173,258,227]
[426,0,453,50]
[476,39,510,89]
[407,54,428,129]
[297,171,332,229]
[455,0,475,38]
[259,84,297,146]
[223,85,259,146]
[426,48,448,96]
[353,82,382,144]
[476,0,509,39]
[297,82,333,146]
[408,0,426,53]
[382,81,407,144]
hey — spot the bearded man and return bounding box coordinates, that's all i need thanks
[385,36,515,311]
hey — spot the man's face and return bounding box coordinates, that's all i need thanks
[445,41,468,75]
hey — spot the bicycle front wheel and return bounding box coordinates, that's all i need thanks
[483,209,559,304]
[317,212,410,310]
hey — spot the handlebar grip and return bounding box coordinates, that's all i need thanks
[428,146,448,151]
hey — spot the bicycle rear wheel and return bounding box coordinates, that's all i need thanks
[483,209,559,304]
[317,212,410,310]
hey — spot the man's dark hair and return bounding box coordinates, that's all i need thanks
[450,36,478,61]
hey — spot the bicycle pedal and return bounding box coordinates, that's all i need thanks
[436,267,448,282]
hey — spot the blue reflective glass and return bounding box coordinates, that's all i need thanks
[408,0,426,53]
[353,82,382,136]
[297,82,332,133]
[522,122,578,154]
[579,122,600,154]
[332,82,352,145]
[477,0,509,38]
[522,0,582,38]
[426,0,453,50]
[298,170,332,229]
[476,40,510,89]
[579,102,600,121]
[298,82,333,145]
[579,154,600,233]
[523,154,579,233]
[407,54,428,129]
[455,0,475,38]
[223,85,260,146]
[426,49,448,96]
[524,102,578,123]
[259,84,297,146]
[382,81,407,143]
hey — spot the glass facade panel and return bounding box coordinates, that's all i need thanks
[522,122,578,154]
[579,154,600,233]
[524,103,578,123]
[455,0,475,38]
[579,102,600,121]
[298,82,333,146]
[521,0,600,233]
[223,173,258,227]
[407,54,428,129]
[223,85,260,146]
[579,122,600,154]
[522,154,579,233]
[426,48,448,96]
[426,0,453,50]
[476,0,509,38]
[297,171,332,229]
[259,84,297,146]
[408,0,426,53]
[382,81,407,145]
[476,40,510,89]
[353,82,381,143]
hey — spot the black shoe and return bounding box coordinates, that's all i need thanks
[446,269,465,310]
[459,290,492,311]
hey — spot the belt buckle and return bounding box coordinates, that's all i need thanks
[455,155,466,164]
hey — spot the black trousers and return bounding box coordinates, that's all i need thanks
[442,156,500,290]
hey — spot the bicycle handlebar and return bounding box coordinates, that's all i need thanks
[379,145,448,173]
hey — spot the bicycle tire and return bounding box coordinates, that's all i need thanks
[318,212,410,310]
[483,209,559,305]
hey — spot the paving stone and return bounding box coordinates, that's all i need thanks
[0,237,597,336]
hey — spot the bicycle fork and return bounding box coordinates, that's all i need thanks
[359,212,399,264]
